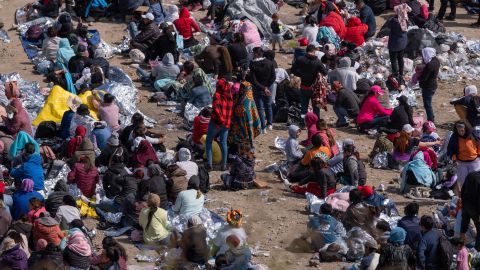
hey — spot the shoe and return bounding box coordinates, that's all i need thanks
[261,128,267,134]
[130,63,140,69]
[444,16,456,21]
[268,125,273,131]
[335,122,349,128]
[205,164,212,171]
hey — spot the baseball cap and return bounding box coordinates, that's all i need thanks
[141,13,155,21]
[310,41,321,48]
[402,124,414,134]
[370,85,384,95]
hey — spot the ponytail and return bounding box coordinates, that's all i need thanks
[146,206,157,230]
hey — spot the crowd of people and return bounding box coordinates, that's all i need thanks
[1,0,480,268]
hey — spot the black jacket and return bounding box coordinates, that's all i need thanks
[248,58,276,92]
[389,105,414,132]
[147,33,178,62]
[95,146,128,167]
[63,247,90,269]
[147,175,169,210]
[335,88,360,117]
[29,248,64,269]
[68,55,92,76]
[102,163,129,199]
[33,0,59,18]
[45,181,69,216]
[419,57,440,92]
[461,171,480,217]
[134,22,161,48]
[227,43,248,68]
[292,54,328,86]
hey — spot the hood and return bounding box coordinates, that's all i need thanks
[59,38,71,49]
[168,5,179,14]
[288,125,300,138]
[338,57,351,68]
[422,47,436,64]
[26,153,42,165]
[78,138,94,151]
[304,112,318,128]
[109,163,126,174]
[178,147,191,162]
[215,79,232,97]
[162,53,175,66]
[347,16,362,27]
[412,151,425,162]
[179,7,190,18]
[54,180,68,192]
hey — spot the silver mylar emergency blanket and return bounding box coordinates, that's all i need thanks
[226,0,278,39]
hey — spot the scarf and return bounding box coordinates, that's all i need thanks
[134,139,158,166]
[66,229,92,257]
[422,47,436,64]
[67,125,87,158]
[228,82,261,146]
[56,38,75,70]
[9,131,39,159]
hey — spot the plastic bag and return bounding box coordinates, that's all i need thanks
[346,227,377,262]
[184,103,201,123]
[372,151,389,169]
[274,136,287,155]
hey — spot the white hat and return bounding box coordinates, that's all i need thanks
[464,85,478,96]
[142,13,155,21]
[402,124,414,133]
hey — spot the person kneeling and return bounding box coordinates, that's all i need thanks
[221,145,256,190]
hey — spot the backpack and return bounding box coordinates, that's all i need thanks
[35,121,57,139]
[4,81,20,100]
[26,25,43,41]
[437,229,456,270]
[197,165,210,193]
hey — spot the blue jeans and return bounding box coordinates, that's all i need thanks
[253,90,273,129]
[360,116,390,130]
[95,199,121,222]
[300,89,320,117]
[333,106,349,125]
[206,121,228,167]
[128,21,139,38]
[422,89,435,122]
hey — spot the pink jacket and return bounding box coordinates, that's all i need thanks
[356,95,392,125]
[317,129,340,157]
[98,103,120,132]
[239,21,261,47]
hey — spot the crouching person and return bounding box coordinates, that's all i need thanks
[308,203,346,251]
[221,145,256,190]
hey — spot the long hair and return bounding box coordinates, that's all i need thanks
[146,194,160,230]
[394,132,410,154]
[218,47,233,74]
[80,155,93,172]
[102,236,128,260]
[316,119,336,147]
[360,91,375,109]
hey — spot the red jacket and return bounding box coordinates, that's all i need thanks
[344,17,368,47]
[319,12,346,39]
[33,223,64,246]
[174,7,200,40]
[192,115,210,144]
[67,163,99,198]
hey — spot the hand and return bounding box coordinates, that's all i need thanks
[264,88,272,96]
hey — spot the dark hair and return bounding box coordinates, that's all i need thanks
[343,144,360,159]
[397,95,413,123]
[215,254,229,267]
[77,104,90,116]
[133,125,147,138]
[199,107,212,118]
[420,215,434,230]
[183,61,195,74]
[70,219,92,242]
[306,44,317,53]
[47,27,57,38]
[404,202,419,217]
[316,119,336,147]
[103,93,115,104]
[252,47,263,57]
[131,113,144,126]
[451,238,465,247]
[106,247,120,262]
[24,143,36,155]
[311,134,323,147]
[349,189,363,204]
[305,15,317,26]
[29,197,43,210]
[376,220,391,232]
[233,33,244,43]
[102,236,128,260]
[454,120,474,139]
[193,74,203,87]
[354,0,364,5]
[320,203,333,215]
[264,50,276,62]
[63,195,77,207]
[110,147,124,164]
[7,231,23,245]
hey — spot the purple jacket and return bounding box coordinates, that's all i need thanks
[0,244,28,270]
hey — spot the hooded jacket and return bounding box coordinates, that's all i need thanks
[176,148,198,180]
[356,95,392,125]
[0,244,28,270]
[10,153,44,191]
[167,166,188,202]
[335,87,360,117]
[102,163,128,199]
[174,8,200,40]
[147,175,169,210]
[67,162,99,198]
[285,125,303,163]
[152,53,180,80]
[6,99,33,137]
[46,180,69,216]
[211,79,234,128]
[33,218,64,246]
[248,57,276,92]
[344,17,368,47]
[300,112,318,147]
[72,139,96,166]
[328,57,359,91]
[419,50,440,92]
[11,190,43,220]
[319,12,346,39]
[192,115,210,144]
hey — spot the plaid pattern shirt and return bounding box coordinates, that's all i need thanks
[212,79,233,128]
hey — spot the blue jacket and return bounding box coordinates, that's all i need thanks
[11,191,44,220]
[417,229,439,269]
[360,5,376,38]
[398,216,422,251]
[308,214,341,244]
[388,17,407,52]
[148,3,165,24]
[58,110,74,139]
[11,154,45,191]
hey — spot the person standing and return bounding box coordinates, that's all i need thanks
[418,215,440,270]
[460,171,480,251]
[437,0,456,21]
[248,47,276,133]
[292,44,328,118]
[419,47,440,123]
[355,0,376,39]
[388,9,408,86]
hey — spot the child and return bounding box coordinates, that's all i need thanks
[221,145,256,190]
[285,125,303,164]
[270,13,284,52]
[410,64,425,86]
[452,238,469,270]
[420,121,440,152]
[289,157,336,198]
[376,220,391,246]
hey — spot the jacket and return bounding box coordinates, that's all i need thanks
[68,55,92,76]
[389,105,414,132]
[11,191,43,220]
[211,79,233,128]
[195,45,221,75]
[308,214,343,244]
[319,12,346,39]
[227,43,248,68]
[317,129,340,157]
[192,115,210,144]
[67,163,99,198]
[292,54,328,86]
[98,103,120,132]
[152,53,180,80]
[360,5,376,37]
[285,125,303,163]
[167,166,188,202]
[45,180,69,216]
[0,244,28,270]
[189,86,212,109]
[10,153,44,191]
[230,155,255,184]
[102,163,127,199]
[419,57,440,92]
[5,99,33,137]
[344,17,368,46]
[343,155,367,186]
[133,22,160,48]
[173,8,200,39]
[335,88,360,117]
[461,171,480,218]
[33,0,59,18]
[328,57,358,91]
[312,167,337,197]
[148,2,165,24]
[139,207,170,244]
[181,226,209,263]
[450,95,480,127]
[33,223,64,246]
[248,58,276,92]
[172,189,204,217]
[397,216,422,250]
[356,95,392,125]
[95,146,128,167]
[388,17,407,52]
[343,202,379,238]
[378,243,415,269]
[417,229,439,269]
[0,208,12,238]
[146,175,169,210]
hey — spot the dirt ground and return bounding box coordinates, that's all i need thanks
[1,0,480,269]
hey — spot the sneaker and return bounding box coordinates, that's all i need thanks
[445,16,456,21]
[261,128,267,134]
[268,125,273,131]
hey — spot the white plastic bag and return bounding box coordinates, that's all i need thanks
[203,0,211,9]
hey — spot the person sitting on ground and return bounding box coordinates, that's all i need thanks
[98,93,120,133]
[1,230,29,259]
[152,53,180,81]
[300,112,319,147]
[42,27,61,62]
[393,124,441,164]
[307,203,346,250]
[68,104,96,140]
[289,157,336,198]
[176,148,198,181]
[397,202,422,251]
[285,125,303,165]
[181,215,209,264]
[67,125,87,158]
[289,134,331,184]
[28,242,64,269]
[400,151,437,193]
[55,195,81,230]
[145,163,169,210]
[119,113,144,149]
[130,123,165,154]
[174,7,200,48]
[166,164,188,203]
[388,95,415,133]
[316,119,340,158]
[302,15,319,44]
[0,237,28,269]
[450,85,480,127]
[172,175,204,218]
[32,212,64,247]
[139,193,171,246]
[10,143,44,192]
[340,144,367,186]
[188,73,213,109]
[67,155,99,198]
[344,16,368,47]
[357,85,393,132]
[211,210,247,256]
[0,201,12,239]
[420,121,441,152]
[31,0,59,18]
[90,237,128,270]
[146,23,178,63]
[222,144,256,190]
[27,197,46,223]
[216,234,252,270]
[12,179,43,221]
[130,13,161,53]
[377,227,415,269]
[68,45,91,79]
[95,133,127,167]
[1,98,33,137]
[60,220,92,270]
[342,188,379,238]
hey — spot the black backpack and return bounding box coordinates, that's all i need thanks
[437,229,456,270]
[198,165,210,194]
[35,121,57,139]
